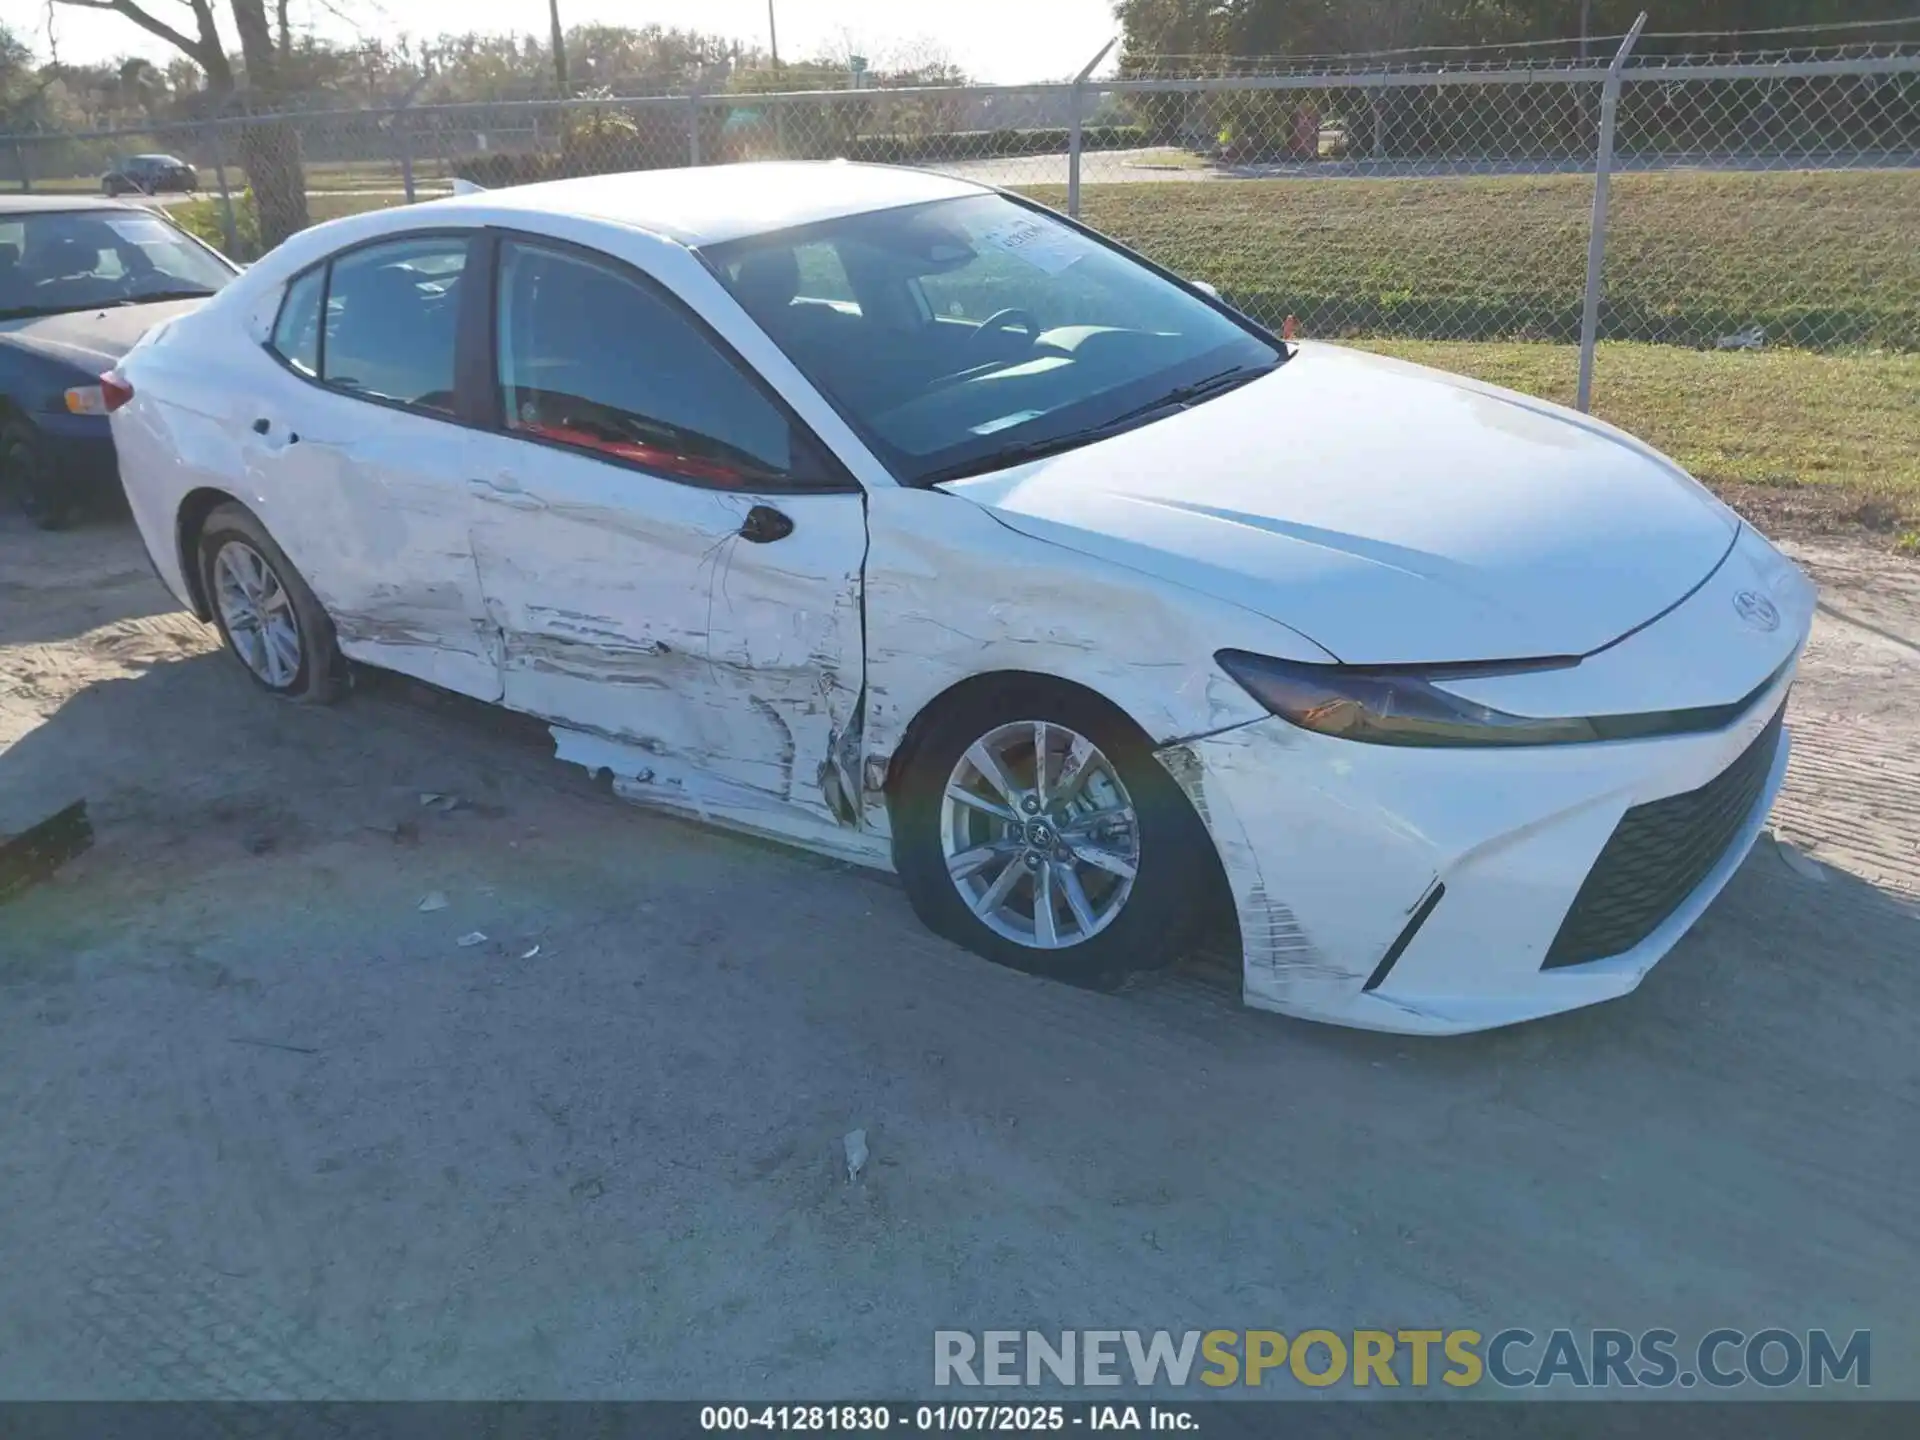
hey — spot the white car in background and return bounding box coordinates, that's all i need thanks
[106,162,1814,1035]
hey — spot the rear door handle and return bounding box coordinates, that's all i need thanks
[739,505,793,544]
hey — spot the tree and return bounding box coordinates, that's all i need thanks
[1,22,57,129]
[54,0,310,247]
[548,0,567,94]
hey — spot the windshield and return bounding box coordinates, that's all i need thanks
[0,208,234,320]
[703,194,1282,485]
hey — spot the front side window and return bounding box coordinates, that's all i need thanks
[0,209,234,321]
[496,238,821,488]
[705,193,1283,486]
[320,235,468,414]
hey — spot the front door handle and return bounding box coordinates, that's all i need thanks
[739,505,793,544]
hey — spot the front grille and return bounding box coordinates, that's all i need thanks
[1542,707,1784,969]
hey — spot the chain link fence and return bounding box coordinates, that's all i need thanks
[5,36,1916,413]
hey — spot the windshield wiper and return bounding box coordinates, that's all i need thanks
[918,362,1280,486]
[1099,362,1276,430]
[107,288,217,306]
[0,303,87,321]
[919,421,1148,485]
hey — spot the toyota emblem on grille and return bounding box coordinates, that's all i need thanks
[1734,590,1781,632]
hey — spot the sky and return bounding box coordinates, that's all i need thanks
[32,0,1123,85]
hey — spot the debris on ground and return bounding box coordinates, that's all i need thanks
[419,792,465,813]
[844,1128,869,1183]
[418,891,450,913]
[457,931,489,948]
[228,1036,319,1056]
[0,800,93,906]
[521,944,542,960]
[1717,324,1766,351]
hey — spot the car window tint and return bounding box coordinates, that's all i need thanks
[271,268,325,377]
[496,239,807,488]
[321,235,466,414]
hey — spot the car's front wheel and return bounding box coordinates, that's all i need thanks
[197,503,344,703]
[893,681,1214,985]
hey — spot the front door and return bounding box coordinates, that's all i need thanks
[464,235,869,832]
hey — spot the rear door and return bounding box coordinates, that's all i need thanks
[462,232,868,828]
[249,231,502,700]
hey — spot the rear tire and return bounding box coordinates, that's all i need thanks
[197,503,344,703]
[0,419,73,531]
[892,680,1212,987]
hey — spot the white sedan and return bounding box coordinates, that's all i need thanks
[107,162,1814,1035]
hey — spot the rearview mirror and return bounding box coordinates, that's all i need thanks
[1192,280,1221,300]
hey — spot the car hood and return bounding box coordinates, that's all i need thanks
[0,297,209,372]
[938,342,1739,664]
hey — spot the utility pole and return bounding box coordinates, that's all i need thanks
[549,0,569,94]
[767,0,781,71]
[1578,0,1592,61]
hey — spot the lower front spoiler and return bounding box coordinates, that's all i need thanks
[1158,693,1793,1037]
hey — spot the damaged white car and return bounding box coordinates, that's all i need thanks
[108,162,1814,1035]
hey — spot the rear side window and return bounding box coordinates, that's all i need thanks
[319,235,468,414]
[495,238,833,489]
[270,268,324,376]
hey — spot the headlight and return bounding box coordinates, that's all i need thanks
[1215,649,1600,748]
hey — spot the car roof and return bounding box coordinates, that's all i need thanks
[0,194,149,215]
[429,161,990,247]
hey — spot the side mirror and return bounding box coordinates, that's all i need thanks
[1192,280,1221,300]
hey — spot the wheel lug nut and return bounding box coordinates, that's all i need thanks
[1024,853,1042,870]
[1021,796,1041,814]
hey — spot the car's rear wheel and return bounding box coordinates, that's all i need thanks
[0,419,73,531]
[197,503,344,703]
[893,681,1213,985]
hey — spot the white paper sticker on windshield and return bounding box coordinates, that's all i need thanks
[971,410,1044,436]
[979,218,1086,276]
[105,215,178,247]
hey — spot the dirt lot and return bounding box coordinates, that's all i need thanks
[2,515,1916,1400]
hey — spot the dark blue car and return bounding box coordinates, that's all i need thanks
[1,195,237,528]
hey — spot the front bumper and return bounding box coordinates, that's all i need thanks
[1160,527,1814,1036]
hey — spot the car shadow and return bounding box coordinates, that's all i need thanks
[9,628,1916,1062]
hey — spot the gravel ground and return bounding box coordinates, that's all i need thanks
[1,514,1915,1400]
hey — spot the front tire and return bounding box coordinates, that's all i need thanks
[893,681,1213,985]
[197,503,344,703]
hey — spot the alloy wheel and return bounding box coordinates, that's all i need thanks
[939,720,1142,949]
[212,539,303,688]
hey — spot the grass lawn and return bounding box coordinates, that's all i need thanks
[1355,341,1920,544]
[1035,169,1920,352]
